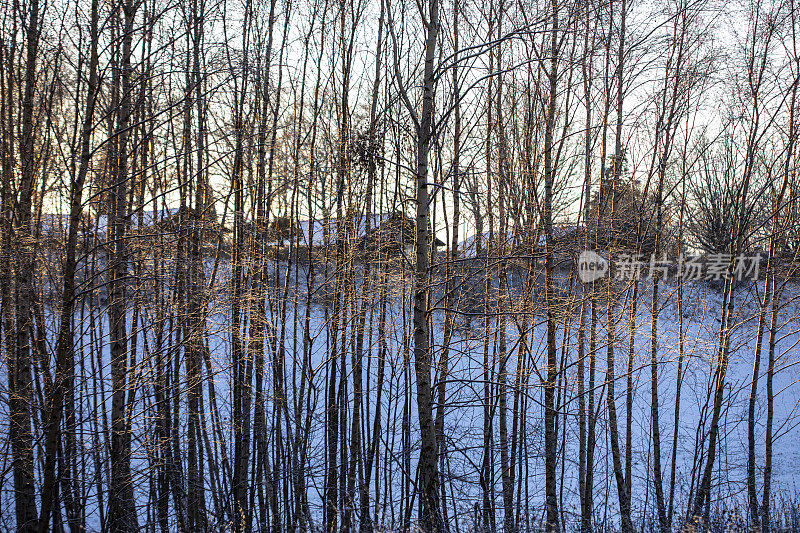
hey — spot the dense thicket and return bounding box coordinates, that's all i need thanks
[1,0,800,530]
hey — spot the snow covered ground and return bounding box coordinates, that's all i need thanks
[3,261,800,531]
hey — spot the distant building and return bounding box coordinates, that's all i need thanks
[357,211,445,259]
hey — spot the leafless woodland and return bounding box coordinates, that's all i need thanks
[1,0,800,529]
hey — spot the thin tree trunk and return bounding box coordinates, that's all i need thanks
[11,0,41,525]
[542,0,560,529]
[412,0,441,525]
[107,0,139,528]
[38,0,100,525]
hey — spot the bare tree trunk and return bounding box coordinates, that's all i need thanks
[607,0,632,528]
[107,0,140,528]
[435,0,459,524]
[412,0,441,526]
[234,1,277,528]
[229,0,250,525]
[542,1,560,529]
[324,1,354,527]
[693,13,777,519]
[39,0,100,525]
[649,18,686,528]
[0,31,19,530]
[748,241,772,529]
[355,5,384,531]
[761,264,778,533]
[607,290,633,533]
[185,1,209,527]
[11,0,41,526]
[578,10,594,531]
[761,57,798,531]
[691,255,734,520]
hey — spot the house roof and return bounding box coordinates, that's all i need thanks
[284,213,390,247]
